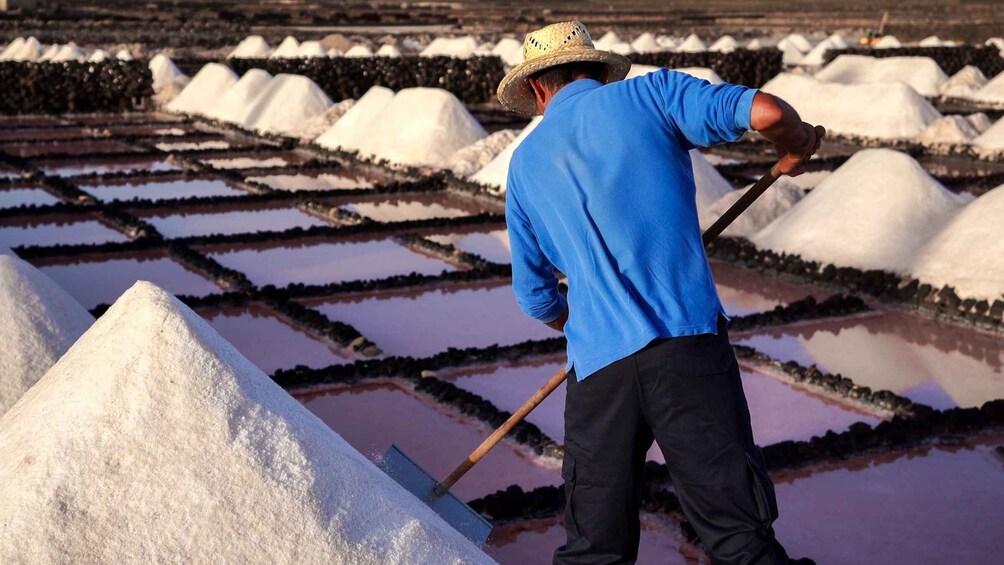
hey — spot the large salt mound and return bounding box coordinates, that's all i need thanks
[911,185,1004,301]
[270,36,300,59]
[315,85,395,152]
[0,255,92,416]
[0,282,493,563]
[966,71,1004,107]
[445,129,518,177]
[761,73,941,139]
[973,117,1004,152]
[699,178,805,238]
[917,115,980,145]
[939,66,988,98]
[229,35,270,58]
[240,74,333,135]
[753,149,966,273]
[166,63,238,115]
[814,55,948,97]
[420,36,478,58]
[354,88,486,168]
[87,49,109,63]
[149,54,187,94]
[297,41,327,58]
[874,35,902,49]
[470,117,542,191]
[203,68,273,123]
[690,150,735,211]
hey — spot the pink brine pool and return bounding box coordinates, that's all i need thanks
[0,216,127,248]
[428,229,512,264]
[710,260,829,316]
[0,187,60,208]
[80,178,247,203]
[145,206,325,239]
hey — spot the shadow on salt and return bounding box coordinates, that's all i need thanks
[35,251,223,308]
[734,311,1004,409]
[0,214,127,248]
[79,177,247,203]
[143,204,326,239]
[295,380,559,500]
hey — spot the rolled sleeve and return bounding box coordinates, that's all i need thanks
[505,178,565,323]
[648,69,757,147]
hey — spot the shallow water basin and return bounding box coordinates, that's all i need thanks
[1,139,135,158]
[734,311,1004,409]
[79,176,247,203]
[208,238,458,288]
[143,204,326,239]
[71,113,184,126]
[0,126,88,142]
[0,215,127,248]
[295,381,559,500]
[0,186,61,209]
[199,304,353,374]
[338,193,489,223]
[36,156,181,177]
[710,260,828,316]
[312,281,558,358]
[36,251,223,308]
[199,152,307,170]
[247,170,382,191]
[155,140,233,152]
[427,229,512,263]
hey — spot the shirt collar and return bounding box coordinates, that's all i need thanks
[544,78,603,116]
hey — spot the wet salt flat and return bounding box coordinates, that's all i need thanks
[773,434,1004,565]
[248,171,378,191]
[427,229,512,263]
[0,187,60,208]
[734,311,1004,409]
[209,238,458,287]
[200,304,352,374]
[313,282,558,358]
[145,206,325,239]
[1,139,136,158]
[488,516,707,565]
[339,196,482,223]
[0,216,128,248]
[444,358,883,462]
[37,253,222,308]
[80,177,247,203]
[296,381,559,500]
[710,260,828,316]
[35,156,180,177]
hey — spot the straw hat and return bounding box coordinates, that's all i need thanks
[497,21,631,116]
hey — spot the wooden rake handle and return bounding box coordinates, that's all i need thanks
[434,125,826,496]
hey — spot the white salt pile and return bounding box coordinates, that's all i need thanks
[38,44,58,62]
[354,88,487,168]
[420,36,478,58]
[270,36,300,58]
[444,129,518,177]
[911,185,1004,301]
[874,35,902,49]
[0,254,92,416]
[492,37,523,66]
[814,55,948,97]
[0,282,493,564]
[240,74,333,136]
[939,66,988,99]
[966,112,992,133]
[148,54,188,94]
[630,33,661,54]
[824,33,849,50]
[780,44,806,66]
[778,33,813,53]
[166,63,238,115]
[973,117,1004,153]
[297,41,327,58]
[676,33,707,53]
[295,99,356,141]
[87,49,109,62]
[470,117,542,191]
[376,44,402,58]
[709,35,739,53]
[690,149,735,211]
[699,177,805,238]
[761,73,941,139]
[344,44,374,58]
[965,71,1004,107]
[798,37,843,67]
[916,115,981,145]
[10,36,41,61]
[203,68,273,123]
[115,49,134,61]
[315,85,395,152]
[594,31,622,50]
[51,43,84,62]
[0,37,24,60]
[753,149,967,273]
[746,38,771,50]
[228,35,270,58]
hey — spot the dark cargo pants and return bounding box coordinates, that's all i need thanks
[554,317,790,565]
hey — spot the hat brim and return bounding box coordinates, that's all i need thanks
[497,48,632,117]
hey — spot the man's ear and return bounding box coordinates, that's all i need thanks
[598,66,610,83]
[528,77,548,110]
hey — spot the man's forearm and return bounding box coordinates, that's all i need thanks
[545,305,569,332]
[748,91,822,176]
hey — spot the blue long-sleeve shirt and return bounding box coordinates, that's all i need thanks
[505,70,756,380]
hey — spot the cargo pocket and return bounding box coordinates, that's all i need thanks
[745,447,779,535]
[561,456,581,538]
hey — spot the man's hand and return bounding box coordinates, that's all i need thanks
[750,92,823,177]
[545,305,569,333]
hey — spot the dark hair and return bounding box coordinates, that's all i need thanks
[531,61,606,90]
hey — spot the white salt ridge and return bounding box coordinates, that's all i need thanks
[240,74,333,136]
[630,33,661,54]
[746,38,770,50]
[824,33,849,50]
[445,129,518,177]
[38,44,58,62]
[203,68,273,123]
[315,85,395,152]
[607,42,635,56]
[761,73,942,139]
[814,55,948,97]
[470,116,542,191]
[916,115,981,145]
[344,44,373,58]
[912,185,1004,301]
[354,87,487,168]
[229,35,271,58]
[699,177,806,238]
[148,54,187,94]
[51,44,84,62]
[491,37,522,66]
[297,41,326,58]
[270,36,300,58]
[676,34,707,53]
[0,282,493,564]
[0,254,93,416]
[939,66,988,99]
[874,35,902,49]
[753,149,967,273]
[690,149,735,211]
[594,32,622,50]
[420,36,478,58]
[166,63,238,115]
[709,35,739,53]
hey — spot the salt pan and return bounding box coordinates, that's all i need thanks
[166,63,238,115]
[315,85,395,152]
[815,55,948,97]
[754,149,966,273]
[0,254,92,416]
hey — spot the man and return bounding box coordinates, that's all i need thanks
[498,22,821,565]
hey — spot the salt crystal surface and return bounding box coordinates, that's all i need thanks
[228,35,271,58]
[353,88,486,168]
[699,178,806,237]
[470,117,542,191]
[911,184,1004,301]
[916,115,980,145]
[780,44,806,66]
[294,99,356,141]
[939,66,988,99]
[166,63,238,115]
[761,73,942,139]
[445,129,518,177]
[296,41,326,58]
[203,68,273,123]
[240,74,333,136]
[798,38,842,67]
[754,149,966,273]
[973,117,1004,152]
[148,54,187,94]
[815,55,948,97]
[966,112,992,133]
[0,282,493,563]
[0,255,92,415]
[11,36,41,61]
[690,149,736,210]
[966,70,1004,107]
[315,86,395,152]
[270,36,300,58]
[0,37,24,60]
